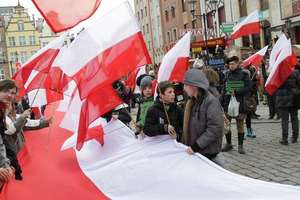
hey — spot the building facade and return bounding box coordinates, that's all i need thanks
[0,16,8,79]
[5,3,40,77]
[135,0,155,62]
[39,22,59,48]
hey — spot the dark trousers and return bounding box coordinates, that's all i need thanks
[267,94,277,117]
[279,107,299,141]
[246,113,252,129]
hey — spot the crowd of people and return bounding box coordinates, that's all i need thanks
[0,48,299,188]
[111,52,300,164]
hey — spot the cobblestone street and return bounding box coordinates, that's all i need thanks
[220,105,300,186]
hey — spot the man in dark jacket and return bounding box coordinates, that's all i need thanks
[182,69,224,162]
[221,56,251,154]
[143,81,183,141]
[276,69,300,145]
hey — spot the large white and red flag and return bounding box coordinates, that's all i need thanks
[2,105,300,200]
[265,35,298,95]
[53,2,151,100]
[157,32,191,83]
[242,45,268,69]
[32,0,101,33]
[12,34,66,102]
[230,10,260,40]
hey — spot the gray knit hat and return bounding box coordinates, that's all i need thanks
[183,68,209,90]
[140,75,153,89]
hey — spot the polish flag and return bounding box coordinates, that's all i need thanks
[32,0,101,33]
[13,34,66,100]
[3,106,300,199]
[157,32,191,83]
[76,84,123,150]
[265,37,297,95]
[53,2,151,100]
[268,34,289,73]
[231,10,260,40]
[242,45,268,69]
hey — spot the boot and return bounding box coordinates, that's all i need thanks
[280,132,288,145]
[291,132,298,143]
[238,133,246,154]
[238,145,246,154]
[222,131,233,152]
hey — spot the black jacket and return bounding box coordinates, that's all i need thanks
[222,67,251,114]
[276,69,300,108]
[144,98,183,141]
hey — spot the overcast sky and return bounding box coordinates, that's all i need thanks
[0,0,135,19]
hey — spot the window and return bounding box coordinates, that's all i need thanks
[8,37,16,46]
[19,36,26,46]
[146,24,149,33]
[239,0,247,17]
[141,9,144,18]
[192,20,196,28]
[29,36,36,45]
[17,21,24,31]
[184,23,188,29]
[143,26,145,34]
[0,48,3,63]
[181,0,186,12]
[137,12,140,20]
[10,52,18,62]
[0,69,5,80]
[171,6,176,18]
[31,51,37,56]
[165,10,169,21]
[20,51,28,63]
[260,0,269,10]
[218,6,226,24]
[207,12,213,28]
[42,42,48,47]
[145,7,147,16]
[167,31,171,42]
[173,29,177,40]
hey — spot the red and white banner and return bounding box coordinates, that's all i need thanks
[53,2,151,100]
[157,32,191,83]
[242,45,268,69]
[13,34,67,103]
[231,10,260,40]
[2,106,300,200]
[32,0,101,33]
[265,35,297,95]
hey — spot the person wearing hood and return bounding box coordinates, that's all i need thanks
[182,69,224,162]
[143,81,183,141]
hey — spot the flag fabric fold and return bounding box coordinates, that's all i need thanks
[157,32,191,83]
[230,10,260,40]
[242,45,268,69]
[265,35,297,95]
[32,0,101,33]
[53,2,151,100]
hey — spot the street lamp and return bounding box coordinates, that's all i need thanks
[187,0,209,62]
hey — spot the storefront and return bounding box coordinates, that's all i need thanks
[191,37,226,57]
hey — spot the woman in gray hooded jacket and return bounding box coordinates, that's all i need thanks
[182,69,224,161]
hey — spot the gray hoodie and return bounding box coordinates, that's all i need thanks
[183,69,224,157]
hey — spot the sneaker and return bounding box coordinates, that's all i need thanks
[246,128,256,138]
[280,140,288,145]
[238,145,246,154]
[222,144,233,152]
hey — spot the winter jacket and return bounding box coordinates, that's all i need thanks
[276,69,300,108]
[143,98,183,141]
[222,67,251,114]
[136,97,154,128]
[182,69,224,158]
[4,114,50,154]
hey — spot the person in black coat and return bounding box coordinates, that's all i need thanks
[276,69,300,145]
[143,81,183,141]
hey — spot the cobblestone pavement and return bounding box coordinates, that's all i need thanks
[220,104,300,186]
[131,104,300,186]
